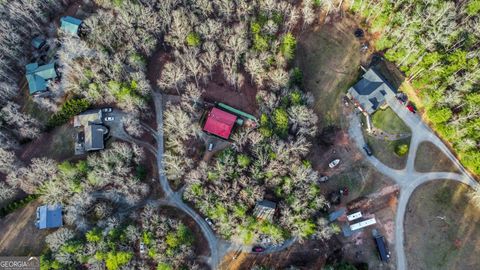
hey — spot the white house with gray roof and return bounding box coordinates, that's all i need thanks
[347,68,397,115]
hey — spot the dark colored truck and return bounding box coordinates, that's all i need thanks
[374,235,391,262]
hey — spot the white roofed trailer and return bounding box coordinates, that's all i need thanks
[350,218,376,231]
[347,211,362,221]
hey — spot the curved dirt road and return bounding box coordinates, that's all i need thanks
[348,96,478,270]
[151,92,222,268]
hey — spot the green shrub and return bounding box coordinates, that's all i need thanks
[280,33,296,60]
[157,263,172,270]
[47,98,90,128]
[105,251,132,270]
[427,106,452,124]
[253,33,269,51]
[259,126,273,138]
[290,67,303,87]
[272,108,289,137]
[135,165,147,180]
[290,90,303,105]
[467,0,480,15]
[0,194,39,218]
[186,32,201,47]
[237,154,251,168]
[86,228,102,243]
[394,143,409,156]
[313,0,323,7]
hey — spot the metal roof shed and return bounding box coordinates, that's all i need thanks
[202,107,237,139]
[32,37,46,49]
[36,204,63,229]
[253,200,276,222]
[60,16,82,36]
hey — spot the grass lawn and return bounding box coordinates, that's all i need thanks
[415,142,460,173]
[324,161,393,201]
[405,180,480,270]
[361,114,410,169]
[371,107,411,134]
[364,133,410,170]
[295,15,361,128]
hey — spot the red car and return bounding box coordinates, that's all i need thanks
[252,246,265,252]
[406,104,416,113]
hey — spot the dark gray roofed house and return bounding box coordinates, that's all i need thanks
[347,68,397,114]
[253,200,276,222]
[74,109,108,154]
[84,124,108,151]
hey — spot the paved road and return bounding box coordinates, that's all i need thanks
[348,97,478,270]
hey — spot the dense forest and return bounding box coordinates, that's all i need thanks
[351,0,480,175]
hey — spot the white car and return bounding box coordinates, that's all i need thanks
[139,242,146,254]
[319,176,329,182]
[328,159,340,168]
[102,107,113,113]
[104,116,114,122]
[205,218,214,227]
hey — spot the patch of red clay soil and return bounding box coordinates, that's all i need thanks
[201,67,258,115]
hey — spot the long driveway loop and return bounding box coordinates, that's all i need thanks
[348,96,478,270]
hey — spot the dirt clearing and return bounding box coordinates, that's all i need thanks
[405,180,480,270]
[414,142,460,173]
[0,200,49,256]
[201,68,258,116]
[18,124,76,163]
[220,238,340,270]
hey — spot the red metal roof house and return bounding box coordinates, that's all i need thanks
[203,107,237,139]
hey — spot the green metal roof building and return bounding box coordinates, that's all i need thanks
[60,16,83,36]
[31,37,46,49]
[25,62,58,95]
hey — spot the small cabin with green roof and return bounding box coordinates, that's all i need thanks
[31,37,46,49]
[60,16,83,36]
[25,62,58,95]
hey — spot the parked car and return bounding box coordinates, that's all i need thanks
[205,218,214,227]
[319,175,329,182]
[328,159,340,168]
[360,43,369,52]
[406,103,416,113]
[396,93,408,105]
[339,187,349,196]
[363,144,373,156]
[208,143,214,152]
[354,28,364,38]
[104,116,114,121]
[102,107,113,113]
[139,242,146,254]
[252,246,265,253]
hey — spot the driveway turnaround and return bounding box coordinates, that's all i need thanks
[348,96,478,270]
